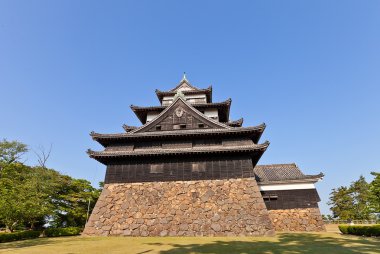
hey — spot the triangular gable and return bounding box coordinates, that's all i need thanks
[169,79,200,92]
[131,97,230,134]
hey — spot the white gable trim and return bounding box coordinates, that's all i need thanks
[259,183,316,191]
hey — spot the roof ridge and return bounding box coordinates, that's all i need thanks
[255,163,297,167]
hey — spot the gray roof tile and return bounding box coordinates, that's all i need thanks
[254,163,323,183]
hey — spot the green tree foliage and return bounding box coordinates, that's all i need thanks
[0,163,62,231]
[369,172,380,214]
[52,177,101,227]
[328,186,355,220]
[0,139,28,164]
[350,176,371,219]
[328,175,376,220]
[0,163,27,232]
[0,162,102,231]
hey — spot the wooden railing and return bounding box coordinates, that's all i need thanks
[323,220,379,224]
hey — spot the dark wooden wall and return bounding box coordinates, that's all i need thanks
[261,189,321,210]
[105,137,253,151]
[104,154,254,183]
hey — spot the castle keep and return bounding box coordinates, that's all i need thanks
[83,76,325,236]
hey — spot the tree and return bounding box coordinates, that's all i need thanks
[0,163,59,231]
[51,177,102,228]
[0,163,26,231]
[0,139,102,230]
[22,166,63,229]
[350,175,371,220]
[328,186,354,220]
[0,161,102,231]
[369,172,380,214]
[0,139,28,164]
[328,175,371,220]
[33,144,52,168]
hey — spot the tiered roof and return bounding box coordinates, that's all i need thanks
[88,75,324,186]
[89,75,268,166]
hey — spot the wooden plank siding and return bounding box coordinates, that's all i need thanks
[261,189,321,210]
[104,155,254,183]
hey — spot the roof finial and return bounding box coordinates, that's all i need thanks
[182,72,187,81]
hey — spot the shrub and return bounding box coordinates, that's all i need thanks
[339,224,380,237]
[338,225,349,234]
[0,230,41,243]
[44,227,82,237]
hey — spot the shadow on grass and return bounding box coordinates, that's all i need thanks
[0,236,80,251]
[149,233,380,254]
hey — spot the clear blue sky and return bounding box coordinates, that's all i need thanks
[1,1,379,215]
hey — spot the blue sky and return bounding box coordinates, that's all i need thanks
[1,1,379,214]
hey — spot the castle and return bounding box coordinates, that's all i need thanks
[83,75,325,236]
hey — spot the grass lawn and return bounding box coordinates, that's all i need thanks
[0,226,378,254]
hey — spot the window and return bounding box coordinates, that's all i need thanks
[263,195,278,202]
[150,164,164,174]
[198,123,205,128]
[155,125,161,131]
[174,124,187,130]
[192,162,206,173]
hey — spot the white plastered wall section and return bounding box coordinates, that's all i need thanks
[203,108,219,120]
[147,112,160,122]
[162,94,207,105]
[259,183,316,191]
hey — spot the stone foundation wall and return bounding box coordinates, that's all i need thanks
[268,208,325,232]
[83,178,275,236]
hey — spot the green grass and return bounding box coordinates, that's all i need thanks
[0,231,378,254]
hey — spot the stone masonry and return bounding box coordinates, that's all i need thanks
[83,178,275,236]
[268,208,326,232]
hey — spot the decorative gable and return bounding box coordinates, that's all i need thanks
[176,82,195,92]
[170,74,200,92]
[132,97,229,133]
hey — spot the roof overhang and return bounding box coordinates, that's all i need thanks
[87,142,269,165]
[90,124,266,146]
[257,175,324,186]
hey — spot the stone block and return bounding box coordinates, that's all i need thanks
[83,179,275,236]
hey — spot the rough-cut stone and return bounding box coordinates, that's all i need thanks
[83,178,275,236]
[268,208,325,232]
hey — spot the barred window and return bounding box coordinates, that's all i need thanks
[173,124,186,130]
[150,164,164,174]
[263,195,278,202]
[192,162,206,173]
